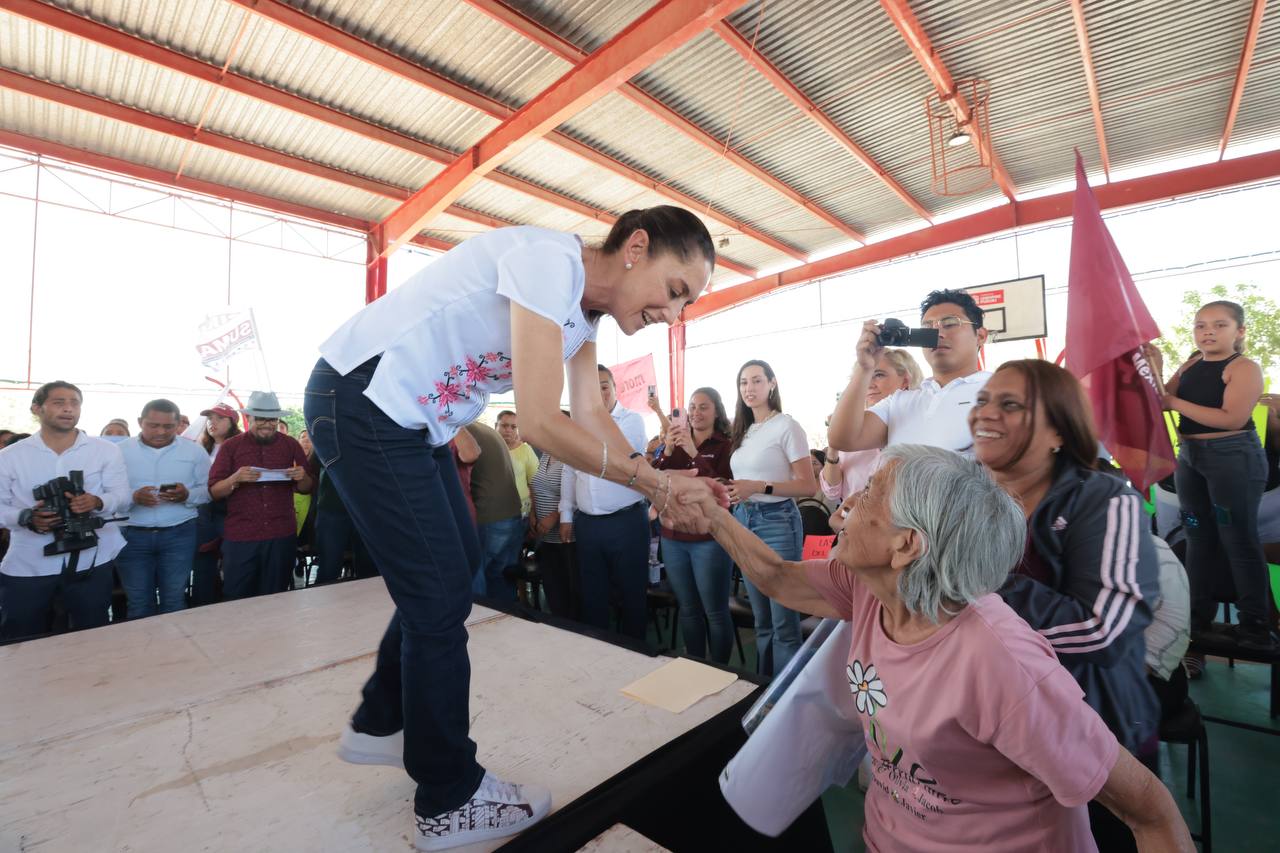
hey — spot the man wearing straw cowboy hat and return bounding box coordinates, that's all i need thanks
[208,391,314,599]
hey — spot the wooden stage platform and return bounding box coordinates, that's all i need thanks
[0,579,757,852]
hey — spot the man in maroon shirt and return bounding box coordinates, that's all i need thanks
[208,392,314,600]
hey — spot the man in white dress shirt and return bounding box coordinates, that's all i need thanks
[560,365,649,639]
[828,289,993,456]
[0,381,130,640]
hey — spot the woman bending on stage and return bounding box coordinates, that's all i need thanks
[304,206,721,851]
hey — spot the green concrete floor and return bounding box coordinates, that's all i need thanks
[641,610,1279,852]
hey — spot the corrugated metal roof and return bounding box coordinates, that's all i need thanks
[632,29,918,237]
[562,90,847,254]
[287,0,571,106]
[1087,0,1252,172]
[231,15,499,153]
[0,0,1276,285]
[722,0,1007,222]
[911,0,1107,192]
[504,0,656,53]
[1224,0,1280,153]
[0,85,188,169]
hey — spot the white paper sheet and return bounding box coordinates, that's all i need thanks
[250,467,292,482]
[719,620,866,837]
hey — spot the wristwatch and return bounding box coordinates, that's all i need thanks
[763,483,774,496]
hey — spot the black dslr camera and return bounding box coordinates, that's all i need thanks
[28,471,110,557]
[876,318,940,349]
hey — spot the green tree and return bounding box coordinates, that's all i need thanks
[282,407,306,436]
[1156,283,1280,380]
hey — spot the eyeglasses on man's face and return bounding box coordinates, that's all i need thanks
[920,315,977,331]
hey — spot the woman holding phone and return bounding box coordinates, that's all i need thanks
[656,388,735,663]
[304,206,722,850]
[728,360,818,676]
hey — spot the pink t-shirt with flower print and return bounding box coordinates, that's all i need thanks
[803,559,1119,853]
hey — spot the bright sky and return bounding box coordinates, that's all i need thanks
[2,148,1278,449]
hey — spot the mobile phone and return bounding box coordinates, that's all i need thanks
[159,483,179,493]
[669,408,686,430]
[647,385,657,397]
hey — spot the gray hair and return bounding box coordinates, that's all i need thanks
[879,445,1025,623]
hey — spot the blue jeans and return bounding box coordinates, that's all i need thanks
[733,500,803,676]
[662,537,733,663]
[0,561,114,640]
[305,357,484,817]
[577,502,649,640]
[473,515,524,600]
[1176,430,1271,628]
[116,520,197,618]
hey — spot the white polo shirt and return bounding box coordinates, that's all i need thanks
[559,403,648,519]
[868,370,992,455]
[0,431,130,577]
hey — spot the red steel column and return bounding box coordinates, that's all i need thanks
[366,236,388,303]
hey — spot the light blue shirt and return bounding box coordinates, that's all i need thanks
[118,436,211,528]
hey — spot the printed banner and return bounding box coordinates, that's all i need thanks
[196,309,259,369]
[611,353,659,414]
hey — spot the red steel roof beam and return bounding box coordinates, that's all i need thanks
[0,128,372,231]
[683,147,1280,322]
[878,0,1018,202]
[711,19,934,223]
[1218,0,1268,160]
[374,0,753,260]
[1067,0,1111,181]
[0,67,517,231]
[463,0,865,244]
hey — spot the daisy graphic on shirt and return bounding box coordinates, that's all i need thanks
[848,660,888,716]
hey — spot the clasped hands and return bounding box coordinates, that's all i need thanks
[653,470,729,535]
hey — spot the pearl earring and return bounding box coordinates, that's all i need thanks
[625,262,633,270]
[1051,446,1060,454]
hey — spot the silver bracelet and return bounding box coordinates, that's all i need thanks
[599,442,609,479]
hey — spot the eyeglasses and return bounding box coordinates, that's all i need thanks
[920,316,977,331]
[253,417,280,424]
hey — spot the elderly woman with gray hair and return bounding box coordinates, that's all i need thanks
[686,444,1191,852]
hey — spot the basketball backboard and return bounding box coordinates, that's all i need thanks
[963,275,1047,342]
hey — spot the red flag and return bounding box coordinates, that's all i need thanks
[1065,152,1175,491]
[610,354,659,414]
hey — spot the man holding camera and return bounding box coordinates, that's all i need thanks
[115,399,211,619]
[0,381,130,640]
[828,289,991,456]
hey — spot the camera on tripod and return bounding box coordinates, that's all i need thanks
[29,471,110,557]
[875,318,939,349]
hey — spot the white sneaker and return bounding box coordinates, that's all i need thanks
[337,723,404,768]
[414,772,552,851]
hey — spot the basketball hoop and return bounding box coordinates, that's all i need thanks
[926,79,995,196]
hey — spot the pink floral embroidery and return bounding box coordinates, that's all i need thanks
[419,351,512,418]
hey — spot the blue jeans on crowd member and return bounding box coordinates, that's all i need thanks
[576,502,650,640]
[733,499,804,677]
[473,515,524,600]
[116,520,197,618]
[192,502,224,606]
[1176,430,1272,630]
[0,561,115,640]
[662,537,734,663]
[315,508,376,584]
[221,535,297,600]
[305,357,485,819]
